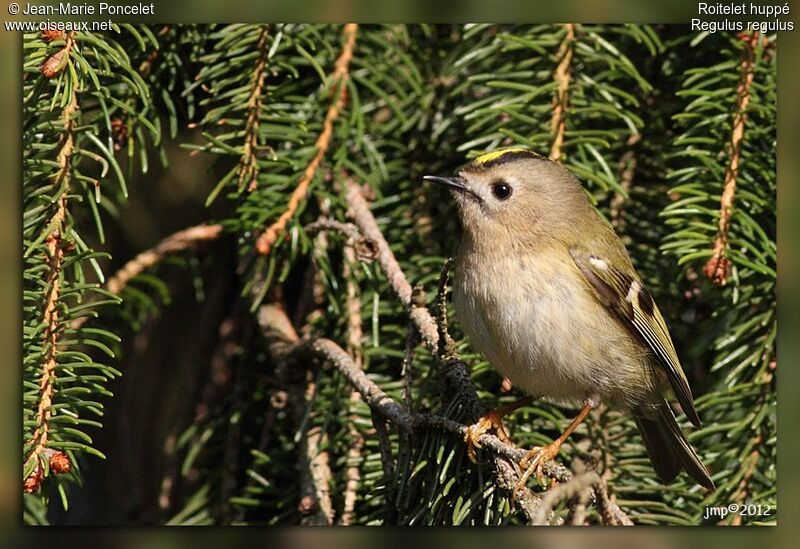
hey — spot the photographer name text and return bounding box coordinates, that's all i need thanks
[22,2,154,15]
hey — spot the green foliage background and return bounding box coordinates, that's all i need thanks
[22,24,776,525]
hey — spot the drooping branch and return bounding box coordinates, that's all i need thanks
[549,23,575,162]
[240,25,270,192]
[24,89,78,493]
[255,23,358,256]
[704,32,758,285]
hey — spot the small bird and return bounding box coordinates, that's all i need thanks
[424,148,714,490]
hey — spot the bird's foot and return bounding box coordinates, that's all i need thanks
[464,410,512,463]
[515,440,562,492]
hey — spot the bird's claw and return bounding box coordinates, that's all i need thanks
[464,410,511,463]
[515,442,561,492]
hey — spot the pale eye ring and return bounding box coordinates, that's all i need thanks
[491,180,513,200]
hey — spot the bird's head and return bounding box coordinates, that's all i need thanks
[424,148,590,246]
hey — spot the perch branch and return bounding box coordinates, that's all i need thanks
[256,23,358,256]
[259,305,571,524]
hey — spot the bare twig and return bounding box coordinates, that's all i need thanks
[344,177,439,349]
[297,203,331,336]
[256,23,358,256]
[343,243,363,367]
[533,471,632,526]
[305,218,378,263]
[704,31,758,285]
[24,91,78,493]
[306,219,360,240]
[549,23,575,162]
[339,241,366,523]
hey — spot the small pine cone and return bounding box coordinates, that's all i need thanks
[41,28,66,42]
[40,48,69,79]
[49,451,71,474]
[703,254,731,286]
[23,467,44,494]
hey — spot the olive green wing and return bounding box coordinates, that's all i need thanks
[568,245,701,427]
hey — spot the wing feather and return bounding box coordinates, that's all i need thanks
[569,245,701,427]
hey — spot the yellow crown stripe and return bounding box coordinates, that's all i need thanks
[473,148,531,166]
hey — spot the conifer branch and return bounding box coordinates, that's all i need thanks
[240,25,270,192]
[105,223,223,295]
[549,23,575,162]
[704,32,757,285]
[24,90,78,493]
[255,23,358,256]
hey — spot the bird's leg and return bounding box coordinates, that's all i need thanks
[464,395,534,462]
[516,401,594,490]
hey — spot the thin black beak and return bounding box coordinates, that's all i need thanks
[423,175,470,194]
[424,175,483,204]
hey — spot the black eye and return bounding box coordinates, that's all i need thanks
[491,181,513,200]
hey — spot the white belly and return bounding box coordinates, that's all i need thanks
[453,250,652,409]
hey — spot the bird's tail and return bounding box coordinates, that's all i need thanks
[634,400,715,491]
